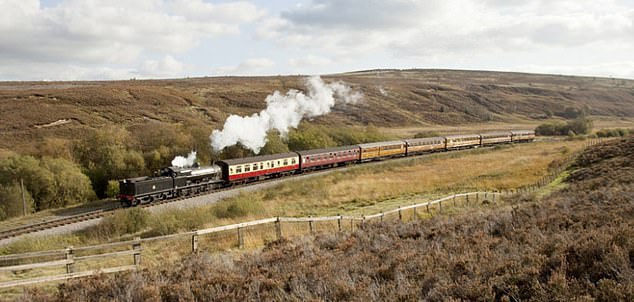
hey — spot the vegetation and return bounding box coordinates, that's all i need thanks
[0,140,586,254]
[535,116,593,136]
[22,136,634,301]
[0,154,94,218]
[595,128,630,138]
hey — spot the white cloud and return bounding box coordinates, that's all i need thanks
[288,55,333,68]
[0,0,264,80]
[260,0,634,77]
[216,58,276,75]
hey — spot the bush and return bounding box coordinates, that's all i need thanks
[413,131,441,138]
[88,208,150,239]
[106,180,120,198]
[595,128,630,138]
[535,117,593,136]
[214,194,263,219]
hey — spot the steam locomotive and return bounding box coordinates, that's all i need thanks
[118,130,534,206]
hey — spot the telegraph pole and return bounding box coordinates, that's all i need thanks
[20,178,26,216]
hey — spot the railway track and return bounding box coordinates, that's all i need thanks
[0,141,544,242]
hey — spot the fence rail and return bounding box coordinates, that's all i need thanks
[0,137,608,289]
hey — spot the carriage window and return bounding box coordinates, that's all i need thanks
[291,158,296,164]
[260,163,264,169]
[253,164,258,170]
[245,166,250,172]
[283,159,288,165]
[230,168,234,174]
[236,167,242,173]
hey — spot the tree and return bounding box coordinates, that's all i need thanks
[287,125,336,151]
[260,131,290,155]
[73,127,145,197]
[0,183,34,220]
[0,154,94,213]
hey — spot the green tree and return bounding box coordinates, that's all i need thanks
[73,127,145,197]
[0,154,93,212]
[287,125,336,150]
[260,131,290,155]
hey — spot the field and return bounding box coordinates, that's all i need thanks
[0,139,586,255]
[19,135,634,301]
[1,69,633,154]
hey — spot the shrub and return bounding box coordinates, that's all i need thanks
[214,194,263,219]
[595,128,630,138]
[535,117,593,136]
[88,208,150,239]
[106,180,120,198]
[414,131,441,138]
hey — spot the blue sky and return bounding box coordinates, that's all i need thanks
[2,0,634,80]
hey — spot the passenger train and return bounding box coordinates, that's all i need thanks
[118,130,535,206]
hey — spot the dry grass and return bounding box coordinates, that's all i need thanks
[0,140,588,298]
[18,136,634,301]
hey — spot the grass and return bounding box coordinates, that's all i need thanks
[18,136,633,301]
[0,139,589,298]
[0,139,585,254]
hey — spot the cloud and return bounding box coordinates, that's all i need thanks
[263,0,634,65]
[216,58,276,75]
[0,0,264,80]
[288,55,333,68]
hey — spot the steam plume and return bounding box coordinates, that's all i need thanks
[210,76,362,154]
[171,151,197,168]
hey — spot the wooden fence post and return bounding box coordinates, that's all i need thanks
[426,204,430,215]
[485,192,488,200]
[493,192,496,203]
[380,212,384,222]
[237,227,244,249]
[191,231,199,253]
[337,214,342,232]
[453,195,456,206]
[65,246,74,274]
[308,216,314,234]
[466,193,470,204]
[439,200,442,213]
[133,237,141,266]
[275,217,282,240]
[398,207,402,221]
[476,192,479,204]
[413,206,417,219]
[350,219,354,232]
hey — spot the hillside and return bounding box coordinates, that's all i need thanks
[22,136,634,301]
[1,69,633,154]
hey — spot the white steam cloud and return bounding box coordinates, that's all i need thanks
[210,76,362,154]
[171,151,197,168]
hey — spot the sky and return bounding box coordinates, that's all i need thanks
[1,0,633,81]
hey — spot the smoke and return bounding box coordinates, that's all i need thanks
[210,76,362,154]
[171,151,197,168]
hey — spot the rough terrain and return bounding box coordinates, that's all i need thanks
[2,69,633,154]
[22,136,634,301]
